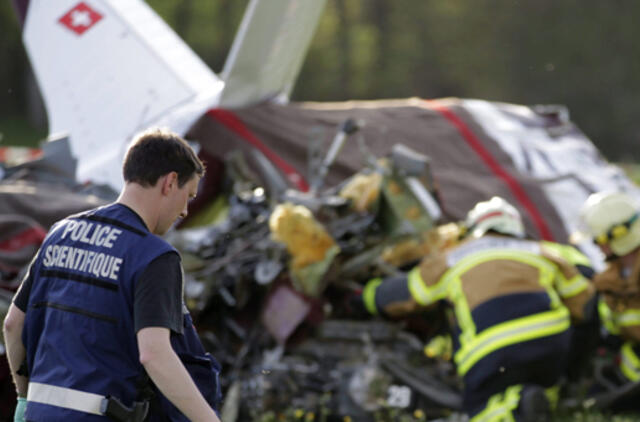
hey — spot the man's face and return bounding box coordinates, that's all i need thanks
[156,174,200,235]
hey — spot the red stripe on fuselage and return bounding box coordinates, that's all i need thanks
[206,109,309,192]
[424,100,554,241]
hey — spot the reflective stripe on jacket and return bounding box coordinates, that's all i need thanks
[620,341,640,382]
[409,236,591,376]
[470,384,522,422]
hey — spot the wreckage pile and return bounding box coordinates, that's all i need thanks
[0,122,636,421]
[0,131,467,420]
[167,129,638,420]
[168,137,469,421]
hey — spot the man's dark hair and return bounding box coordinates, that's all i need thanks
[123,128,205,187]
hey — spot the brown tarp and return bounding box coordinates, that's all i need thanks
[0,215,45,274]
[0,181,108,272]
[188,98,569,242]
[0,181,107,229]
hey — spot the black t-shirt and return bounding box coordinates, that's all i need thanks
[134,251,184,334]
[14,251,184,335]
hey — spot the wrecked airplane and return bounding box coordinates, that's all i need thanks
[3,0,640,420]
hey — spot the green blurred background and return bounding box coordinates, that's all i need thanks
[1,0,639,169]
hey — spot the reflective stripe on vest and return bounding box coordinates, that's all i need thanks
[470,384,522,422]
[27,382,105,415]
[620,342,640,382]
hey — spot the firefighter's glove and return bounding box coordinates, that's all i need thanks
[14,397,26,422]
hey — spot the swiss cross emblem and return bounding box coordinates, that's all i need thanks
[58,2,103,35]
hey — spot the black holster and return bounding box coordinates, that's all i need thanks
[101,396,149,422]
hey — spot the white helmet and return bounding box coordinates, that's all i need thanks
[580,191,640,256]
[465,196,525,238]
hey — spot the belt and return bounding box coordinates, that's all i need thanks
[27,382,105,415]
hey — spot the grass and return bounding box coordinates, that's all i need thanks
[556,413,640,422]
[0,115,46,148]
[248,409,640,421]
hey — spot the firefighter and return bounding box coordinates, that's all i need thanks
[580,191,640,386]
[359,196,595,421]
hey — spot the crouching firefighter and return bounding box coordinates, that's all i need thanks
[580,192,640,399]
[2,129,222,421]
[357,197,596,421]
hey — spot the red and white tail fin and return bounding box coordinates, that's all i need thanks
[14,0,327,189]
[16,0,223,189]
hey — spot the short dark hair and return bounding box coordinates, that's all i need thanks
[123,128,204,187]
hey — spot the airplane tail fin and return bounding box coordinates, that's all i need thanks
[17,0,223,189]
[219,0,327,108]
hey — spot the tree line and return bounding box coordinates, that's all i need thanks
[1,0,638,161]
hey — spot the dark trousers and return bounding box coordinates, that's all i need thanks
[463,329,571,416]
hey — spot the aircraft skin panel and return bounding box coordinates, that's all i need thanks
[107,0,221,94]
[462,99,640,270]
[219,0,327,108]
[21,0,222,189]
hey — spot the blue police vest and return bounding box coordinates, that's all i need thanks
[23,203,175,421]
[148,307,222,421]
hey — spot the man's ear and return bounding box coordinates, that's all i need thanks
[160,172,178,196]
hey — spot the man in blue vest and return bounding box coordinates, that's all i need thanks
[3,128,222,421]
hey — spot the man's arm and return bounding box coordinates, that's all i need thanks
[3,303,28,397]
[137,327,220,422]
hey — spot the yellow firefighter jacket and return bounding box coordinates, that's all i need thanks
[594,250,640,381]
[390,235,594,376]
